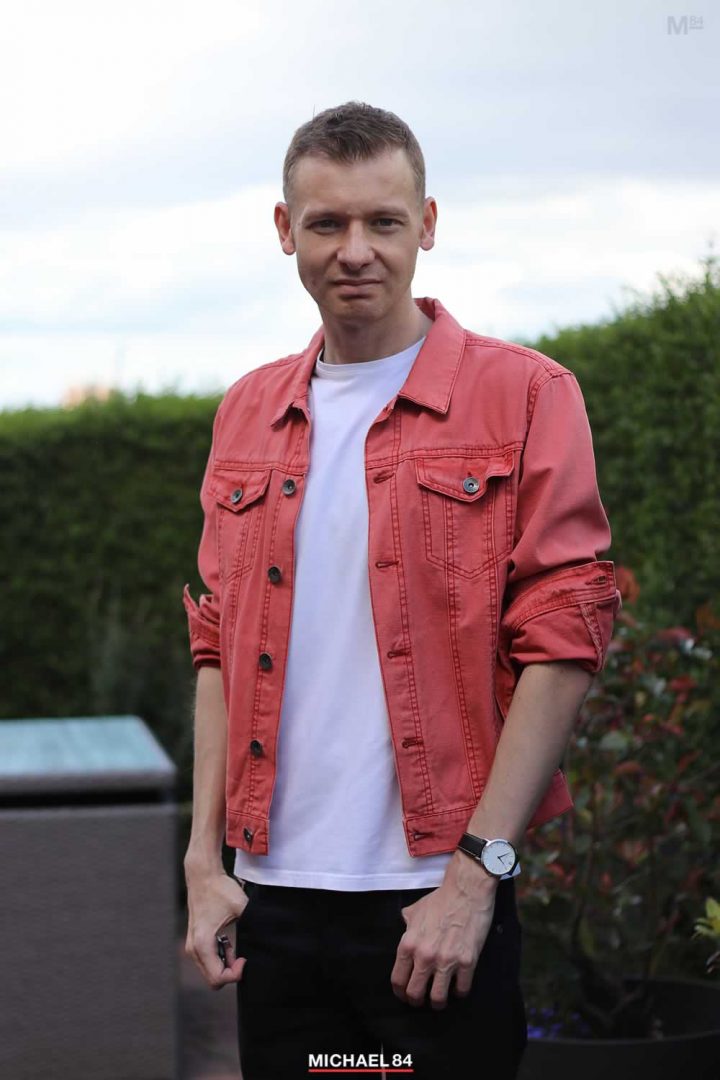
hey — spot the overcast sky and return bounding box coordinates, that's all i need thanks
[0,0,717,410]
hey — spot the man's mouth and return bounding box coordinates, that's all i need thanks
[333,279,381,287]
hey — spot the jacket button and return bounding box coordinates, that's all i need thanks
[243,827,254,842]
[250,738,264,757]
[258,652,273,670]
[281,478,297,496]
[463,476,480,494]
[230,488,244,504]
[267,565,282,583]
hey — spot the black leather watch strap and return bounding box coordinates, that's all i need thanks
[456,833,487,861]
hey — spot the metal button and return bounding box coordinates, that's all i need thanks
[258,652,273,671]
[250,739,263,757]
[462,476,480,495]
[230,488,244,504]
[267,565,282,584]
[243,827,254,842]
[281,478,297,496]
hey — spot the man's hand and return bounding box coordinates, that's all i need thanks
[390,858,498,1010]
[185,868,250,990]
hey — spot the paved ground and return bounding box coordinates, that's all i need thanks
[179,933,242,1080]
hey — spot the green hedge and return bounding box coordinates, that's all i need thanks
[1,392,221,794]
[2,257,718,802]
[527,254,720,625]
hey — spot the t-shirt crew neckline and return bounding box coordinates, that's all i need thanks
[315,336,426,377]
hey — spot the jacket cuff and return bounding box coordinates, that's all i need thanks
[182,584,221,671]
[500,560,621,677]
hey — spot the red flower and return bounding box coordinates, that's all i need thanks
[615,760,643,776]
[669,675,696,693]
[660,722,684,737]
[695,600,720,635]
[655,627,694,645]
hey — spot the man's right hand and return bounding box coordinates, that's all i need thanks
[185,868,250,990]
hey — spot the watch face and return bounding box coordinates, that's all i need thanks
[481,839,516,876]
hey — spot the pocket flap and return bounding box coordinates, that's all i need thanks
[415,452,515,502]
[209,468,271,512]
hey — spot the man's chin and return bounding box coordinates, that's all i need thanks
[321,296,383,323]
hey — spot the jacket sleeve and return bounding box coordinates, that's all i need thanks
[182,399,225,672]
[498,370,621,681]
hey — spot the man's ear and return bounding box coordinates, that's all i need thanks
[274,202,296,255]
[419,196,437,252]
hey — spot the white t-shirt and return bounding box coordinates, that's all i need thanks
[234,336,521,890]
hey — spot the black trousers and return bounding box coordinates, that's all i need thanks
[234,877,528,1079]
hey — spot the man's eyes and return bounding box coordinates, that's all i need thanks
[310,218,401,230]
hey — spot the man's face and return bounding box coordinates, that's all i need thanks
[274,148,436,325]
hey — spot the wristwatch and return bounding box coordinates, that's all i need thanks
[456,833,519,878]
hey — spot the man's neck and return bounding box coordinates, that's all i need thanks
[319,298,433,366]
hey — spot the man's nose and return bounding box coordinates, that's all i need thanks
[337,223,374,269]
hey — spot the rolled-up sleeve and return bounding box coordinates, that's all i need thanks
[499,370,621,681]
[182,401,225,672]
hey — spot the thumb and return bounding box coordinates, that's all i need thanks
[220,954,247,985]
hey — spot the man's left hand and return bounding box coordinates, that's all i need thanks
[390,863,498,1009]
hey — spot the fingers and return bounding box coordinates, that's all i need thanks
[186,910,249,990]
[392,950,478,1009]
[390,942,414,1003]
[452,959,476,998]
[185,874,252,991]
[195,934,247,990]
[403,953,438,1007]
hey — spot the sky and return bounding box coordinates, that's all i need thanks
[0,0,717,410]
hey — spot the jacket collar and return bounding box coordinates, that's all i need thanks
[270,297,465,427]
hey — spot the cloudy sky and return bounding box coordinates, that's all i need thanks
[1,0,717,410]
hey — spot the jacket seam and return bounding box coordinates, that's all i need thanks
[463,335,571,376]
[507,583,617,631]
[406,802,480,822]
[446,558,483,798]
[389,467,434,814]
[525,369,574,429]
[211,444,526,472]
[579,600,604,670]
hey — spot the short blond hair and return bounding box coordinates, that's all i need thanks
[283,101,425,206]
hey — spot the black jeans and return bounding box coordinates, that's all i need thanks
[234,877,528,1079]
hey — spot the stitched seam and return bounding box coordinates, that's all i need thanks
[525,370,575,429]
[505,561,615,615]
[508,586,617,631]
[406,803,480,823]
[446,549,482,797]
[389,469,433,813]
[247,477,285,811]
[580,601,604,670]
[213,458,305,472]
[422,471,506,579]
[463,335,567,375]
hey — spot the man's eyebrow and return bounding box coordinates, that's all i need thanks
[303,207,411,219]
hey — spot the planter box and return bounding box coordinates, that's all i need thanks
[0,716,179,1080]
[518,976,720,1080]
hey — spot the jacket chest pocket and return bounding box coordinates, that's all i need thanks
[210,467,271,585]
[415,451,516,578]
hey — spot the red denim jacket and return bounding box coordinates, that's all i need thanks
[183,297,620,858]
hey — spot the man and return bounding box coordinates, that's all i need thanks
[183,102,619,1080]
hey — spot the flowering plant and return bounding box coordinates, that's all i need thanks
[693,898,720,976]
[518,570,720,1039]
